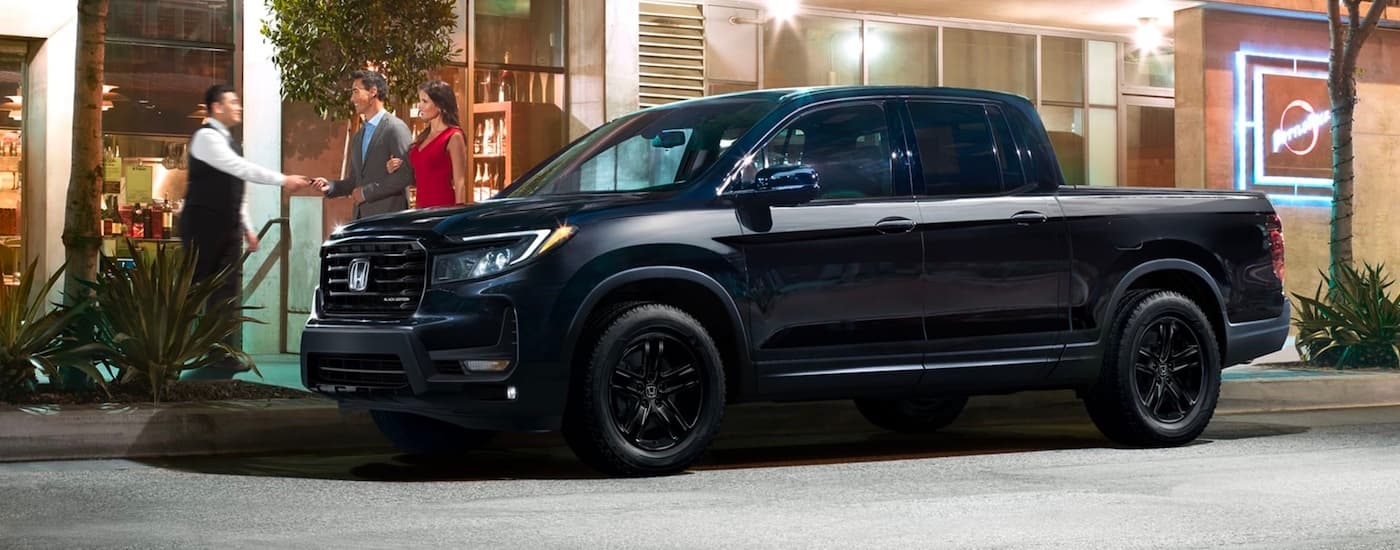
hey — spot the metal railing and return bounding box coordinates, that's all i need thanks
[240,216,291,353]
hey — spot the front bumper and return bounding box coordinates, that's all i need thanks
[301,304,569,433]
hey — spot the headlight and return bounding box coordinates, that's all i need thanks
[431,226,576,284]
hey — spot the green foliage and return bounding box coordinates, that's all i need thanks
[0,260,107,400]
[261,0,459,119]
[82,243,260,402]
[1293,262,1400,368]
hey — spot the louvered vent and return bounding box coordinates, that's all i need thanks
[639,1,705,108]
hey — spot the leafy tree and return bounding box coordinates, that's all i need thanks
[1326,0,1387,275]
[261,0,458,120]
[62,0,107,302]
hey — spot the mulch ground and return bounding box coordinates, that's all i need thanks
[3,380,316,406]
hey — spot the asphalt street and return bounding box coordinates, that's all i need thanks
[3,406,1400,549]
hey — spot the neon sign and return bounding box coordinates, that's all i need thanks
[1271,100,1330,155]
[1235,50,1332,207]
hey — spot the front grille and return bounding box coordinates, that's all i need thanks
[308,354,409,389]
[320,240,426,317]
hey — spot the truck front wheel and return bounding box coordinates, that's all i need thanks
[1085,290,1221,447]
[563,303,726,477]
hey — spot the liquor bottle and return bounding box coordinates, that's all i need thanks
[497,52,515,103]
[130,202,146,239]
[483,119,496,156]
[473,122,483,154]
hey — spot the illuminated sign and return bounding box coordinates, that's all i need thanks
[1235,51,1332,206]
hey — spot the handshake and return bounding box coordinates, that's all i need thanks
[283,175,333,194]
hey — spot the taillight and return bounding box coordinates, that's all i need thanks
[1266,213,1285,285]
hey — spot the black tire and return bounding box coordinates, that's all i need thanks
[855,396,968,433]
[1084,290,1221,447]
[563,303,726,477]
[370,410,496,457]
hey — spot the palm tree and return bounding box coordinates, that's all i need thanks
[1325,0,1386,276]
[62,0,107,302]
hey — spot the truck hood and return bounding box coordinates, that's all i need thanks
[332,193,657,237]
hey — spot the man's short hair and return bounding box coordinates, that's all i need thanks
[351,70,389,103]
[203,84,237,111]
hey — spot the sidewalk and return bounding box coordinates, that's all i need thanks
[5,338,1399,463]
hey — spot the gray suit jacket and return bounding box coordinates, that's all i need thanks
[328,112,415,219]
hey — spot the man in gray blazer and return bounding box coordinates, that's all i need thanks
[316,70,414,219]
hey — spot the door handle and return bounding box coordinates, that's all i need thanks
[1010,211,1048,225]
[874,216,917,234]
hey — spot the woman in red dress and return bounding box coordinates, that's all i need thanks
[387,80,468,208]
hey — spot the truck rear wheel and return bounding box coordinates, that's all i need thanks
[370,410,496,458]
[1084,290,1221,447]
[855,396,968,433]
[563,303,726,477]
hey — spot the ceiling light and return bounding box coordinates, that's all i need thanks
[767,0,799,22]
[1133,17,1163,54]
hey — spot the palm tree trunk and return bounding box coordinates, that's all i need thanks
[62,0,108,303]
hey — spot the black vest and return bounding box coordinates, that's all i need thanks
[184,123,245,226]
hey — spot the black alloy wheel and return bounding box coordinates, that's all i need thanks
[1131,317,1205,424]
[564,303,725,477]
[608,333,706,452]
[1085,290,1221,447]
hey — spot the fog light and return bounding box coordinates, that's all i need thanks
[506,386,517,400]
[461,359,511,373]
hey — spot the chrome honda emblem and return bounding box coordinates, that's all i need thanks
[347,258,370,292]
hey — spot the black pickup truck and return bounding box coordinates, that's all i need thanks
[301,86,1289,476]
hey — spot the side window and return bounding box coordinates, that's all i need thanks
[907,102,1001,196]
[751,103,894,200]
[987,106,1027,189]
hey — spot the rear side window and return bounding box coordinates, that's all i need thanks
[987,106,1027,190]
[907,102,1001,196]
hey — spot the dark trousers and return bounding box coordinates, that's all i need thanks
[179,208,243,368]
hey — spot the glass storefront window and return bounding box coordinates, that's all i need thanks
[1040,105,1084,186]
[1086,40,1117,106]
[0,40,22,286]
[1087,107,1117,186]
[942,28,1036,101]
[1124,49,1174,89]
[109,0,233,44]
[103,43,233,136]
[1125,102,1175,187]
[866,22,938,87]
[1041,36,1083,104]
[475,0,564,68]
[763,15,862,88]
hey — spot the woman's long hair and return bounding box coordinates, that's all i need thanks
[414,79,462,146]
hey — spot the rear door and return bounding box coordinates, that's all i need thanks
[902,100,1073,389]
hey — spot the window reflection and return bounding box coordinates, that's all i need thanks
[763,15,861,88]
[475,0,564,67]
[103,43,232,136]
[109,0,233,44]
[866,22,937,87]
[942,28,1036,101]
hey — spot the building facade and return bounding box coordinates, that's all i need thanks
[3,0,1399,353]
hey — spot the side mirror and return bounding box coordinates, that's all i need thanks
[650,129,687,149]
[726,165,821,206]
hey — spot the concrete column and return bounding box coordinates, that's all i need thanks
[1173,7,1206,190]
[24,17,77,304]
[241,0,285,353]
[604,0,640,122]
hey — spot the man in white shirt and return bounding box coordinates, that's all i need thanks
[181,83,311,380]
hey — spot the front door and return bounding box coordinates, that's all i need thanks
[732,101,925,398]
[901,100,1072,389]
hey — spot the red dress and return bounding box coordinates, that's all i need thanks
[408,126,463,208]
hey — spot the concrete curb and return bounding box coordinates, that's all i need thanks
[3,370,1399,462]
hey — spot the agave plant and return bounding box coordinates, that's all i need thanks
[84,242,261,402]
[1292,262,1400,368]
[0,259,107,401]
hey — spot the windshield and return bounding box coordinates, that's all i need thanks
[502,97,778,197]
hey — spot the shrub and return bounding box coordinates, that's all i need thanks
[0,260,106,400]
[1293,262,1400,368]
[82,243,259,402]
